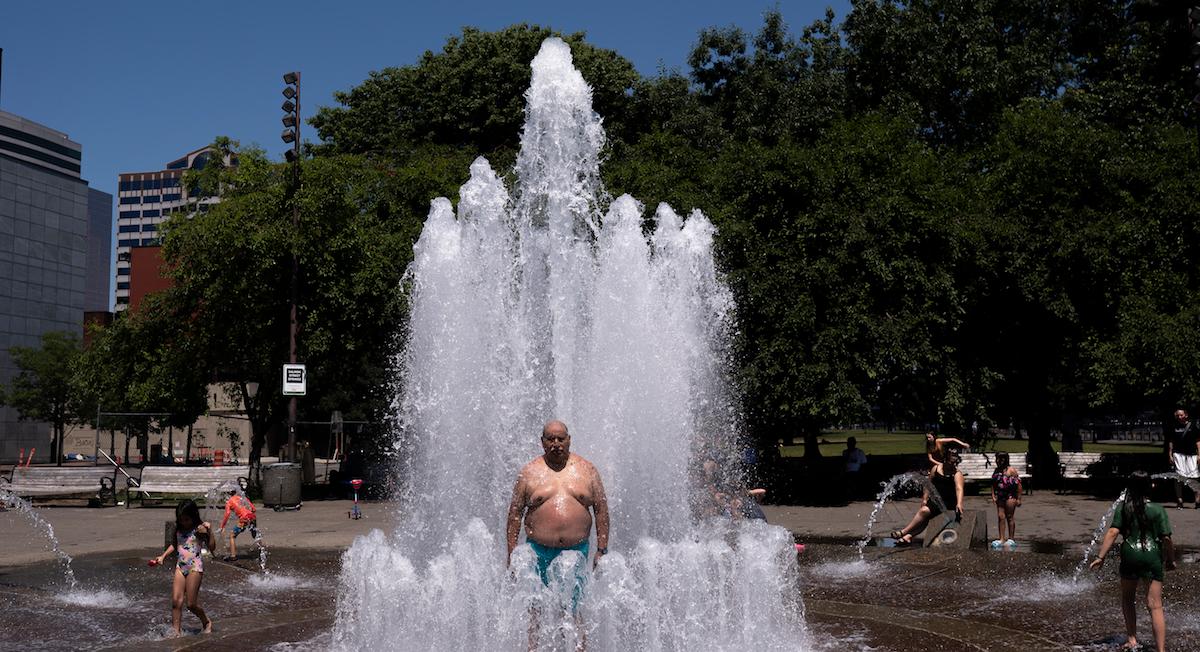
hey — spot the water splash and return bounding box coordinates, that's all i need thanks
[1073,490,1126,582]
[332,37,806,650]
[856,472,943,558]
[1,488,77,588]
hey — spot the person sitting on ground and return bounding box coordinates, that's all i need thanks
[892,450,965,545]
[925,432,969,470]
[218,490,260,562]
[696,456,769,521]
[1090,471,1175,652]
[990,451,1022,549]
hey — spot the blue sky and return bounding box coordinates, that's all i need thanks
[1,0,847,198]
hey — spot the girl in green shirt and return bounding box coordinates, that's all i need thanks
[1091,472,1176,652]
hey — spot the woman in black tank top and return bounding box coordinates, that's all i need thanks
[891,458,965,545]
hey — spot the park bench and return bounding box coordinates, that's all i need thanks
[126,465,250,508]
[0,466,117,506]
[957,452,1033,494]
[1057,452,1116,493]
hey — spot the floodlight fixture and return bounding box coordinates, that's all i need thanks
[282,128,296,144]
[283,71,299,85]
[282,99,296,114]
[282,115,297,128]
[283,86,296,100]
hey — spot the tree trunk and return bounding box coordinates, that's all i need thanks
[185,424,194,465]
[803,431,822,459]
[167,426,174,464]
[1026,420,1058,485]
[55,423,63,466]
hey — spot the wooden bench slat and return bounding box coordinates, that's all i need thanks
[2,467,116,504]
[126,466,250,507]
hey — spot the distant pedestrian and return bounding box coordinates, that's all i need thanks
[990,452,1022,549]
[842,437,868,500]
[151,500,215,637]
[1167,409,1199,509]
[1090,472,1175,652]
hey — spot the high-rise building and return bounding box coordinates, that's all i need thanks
[114,147,218,311]
[0,109,110,462]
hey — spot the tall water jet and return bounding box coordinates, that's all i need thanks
[332,38,807,650]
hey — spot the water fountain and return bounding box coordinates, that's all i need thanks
[330,38,807,651]
[1,488,77,589]
[1072,490,1127,582]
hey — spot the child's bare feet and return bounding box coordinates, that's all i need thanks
[168,630,182,639]
[1121,636,1138,650]
[202,620,213,634]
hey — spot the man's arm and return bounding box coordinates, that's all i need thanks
[592,468,610,566]
[505,472,527,566]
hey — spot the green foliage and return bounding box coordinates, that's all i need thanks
[311,24,638,158]
[1,331,85,462]
[81,4,1200,467]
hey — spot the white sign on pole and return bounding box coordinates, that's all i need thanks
[283,364,307,396]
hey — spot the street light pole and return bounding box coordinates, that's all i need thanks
[282,71,301,462]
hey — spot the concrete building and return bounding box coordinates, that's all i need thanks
[114,147,218,311]
[0,109,110,463]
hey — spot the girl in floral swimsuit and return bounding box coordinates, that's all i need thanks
[991,452,1022,548]
[152,500,216,636]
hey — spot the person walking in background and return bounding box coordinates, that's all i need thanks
[1090,472,1175,652]
[990,451,1022,549]
[1167,408,1199,509]
[842,436,868,501]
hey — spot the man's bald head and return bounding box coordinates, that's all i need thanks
[543,420,569,437]
[541,420,570,464]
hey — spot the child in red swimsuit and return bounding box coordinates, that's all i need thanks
[218,491,260,562]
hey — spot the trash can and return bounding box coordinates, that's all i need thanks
[262,462,302,508]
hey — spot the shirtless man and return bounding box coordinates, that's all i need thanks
[507,420,610,637]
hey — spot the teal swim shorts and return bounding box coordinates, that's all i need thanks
[528,539,589,611]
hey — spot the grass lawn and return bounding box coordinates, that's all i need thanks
[777,429,1162,457]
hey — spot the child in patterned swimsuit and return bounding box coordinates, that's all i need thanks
[990,451,1022,549]
[152,499,215,636]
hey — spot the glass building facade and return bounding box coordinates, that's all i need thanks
[0,110,109,463]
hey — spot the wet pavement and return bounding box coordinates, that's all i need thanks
[5,494,1200,650]
[3,542,1199,650]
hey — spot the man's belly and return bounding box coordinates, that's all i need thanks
[526,498,592,547]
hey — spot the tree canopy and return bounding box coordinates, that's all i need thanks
[79,5,1200,469]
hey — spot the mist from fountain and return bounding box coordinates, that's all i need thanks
[330,38,807,651]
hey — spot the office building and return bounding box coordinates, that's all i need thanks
[0,109,110,462]
[114,147,218,310]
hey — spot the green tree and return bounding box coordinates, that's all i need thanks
[1,331,85,465]
[151,144,418,464]
[311,24,638,161]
